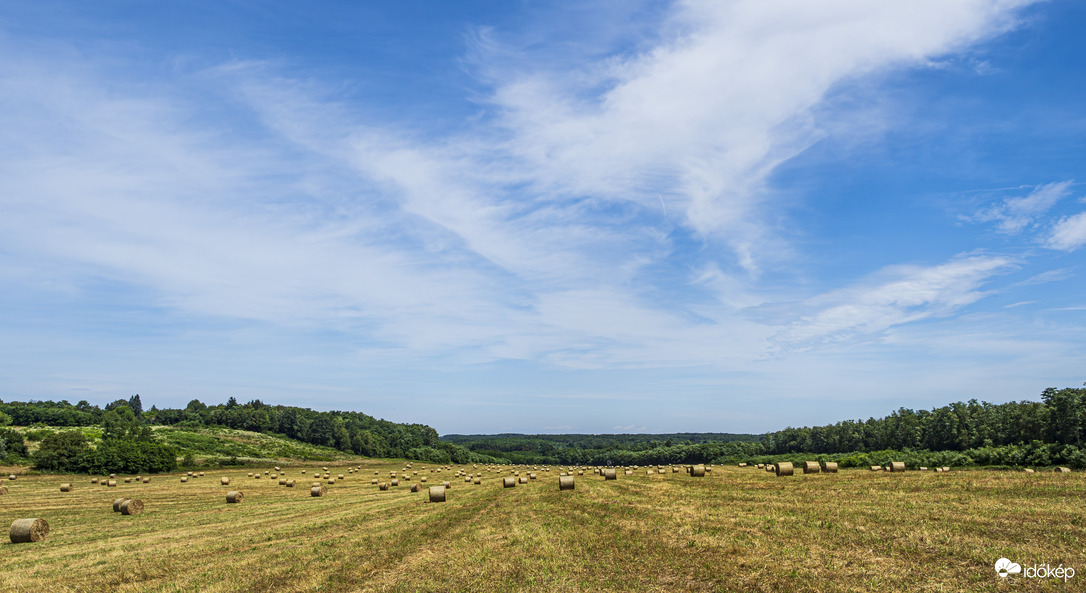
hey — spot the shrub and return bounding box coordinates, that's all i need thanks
[33,430,90,472]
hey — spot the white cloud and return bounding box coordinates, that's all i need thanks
[967,181,1073,233]
[771,255,1017,351]
[1044,211,1086,252]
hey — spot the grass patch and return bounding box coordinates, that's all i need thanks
[0,465,1082,591]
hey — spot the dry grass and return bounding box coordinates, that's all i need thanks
[0,463,1083,592]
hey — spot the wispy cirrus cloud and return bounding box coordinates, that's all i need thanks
[964,181,1073,233]
[769,255,1017,351]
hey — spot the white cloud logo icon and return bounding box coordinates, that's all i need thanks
[995,558,1022,578]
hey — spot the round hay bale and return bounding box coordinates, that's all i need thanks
[1056,467,1072,473]
[420,476,427,482]
[802,461,820,474]
[942,467,950,472]
[286,480,295,487]
[124,478,132,483]
[464,476,471,483]
[91,478,99,484]
[1023,468,1035,473]
[391,479,399,486]
[428,485,446,503]
[919,466,928,471]
[870,465,882,472]
[311,485,326,497]
[254,475,261,480]
[9,518,48,543]
[379,482,389,491]
[221,477,230,486]
[113,498,130,512]
[263,471,269,475]
[756,464,765,469]
[120,499,144,515]
[338,474,344,480]
[518,477,528,484]
[411,483,420,492]
[60,483,72,492]
[181,476,189,482]
[889,462,906,473]
[247,473,253,477]
[624,470,632,475]
[108,480,117,487]
[603,468,617,480]
[110,474,117,479]
[226,491,244,503]
[442,481,451,488]
[473,477,481,485]
[275,466,280,471]
[823,462,838,473]
[775,462,794,477]
[327,479,335,485]
[690,464,706,477]
[559,475,575,491]
[143,477,151,483]
[7,474,15,481]
[370,478,378,484]
[186,472,193,477]
[279,478,287,485]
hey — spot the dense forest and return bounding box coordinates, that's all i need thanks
[2,386,1085,471]
[0,395,504,469]
[442,387,1086,468]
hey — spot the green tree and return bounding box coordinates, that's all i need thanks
[32,430,90,472]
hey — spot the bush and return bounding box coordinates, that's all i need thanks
[0,428,28,461]
[33,430,90,472]
[75,440,178,474]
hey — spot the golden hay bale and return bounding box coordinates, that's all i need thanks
[142,477,150,483]
[254,475,261,480]
[323,467,328,472]
[286,480,295,487]
[59,483,72,492]
[221,477,230,486]
[275,466,280,471]
[411,483,420,492]
[379,482,389,491]
[690,464,706,477]
[338,474,344,480]
[442,481,451,488]
[559,475,575,491]
[420,476,427,482]
[91,478,99,484]
[263,471,269,475]
[1023,468,1035,473]
[428,485,446,503]
[518,477,528,484]
[391,479,399,486]
[113,498,130,512]
[180,477,189,483]
[624,470,632,475]
[186,472,192,477]
[802,461,820,474]
[110,474,117,479]
[1056,467,1072,473]
[108,480,117,487]
[248,473,254,477]
[603,468,617,480]
[647,469,654,476]
[120,499,144,515]
[7,474,15,481]
[311,485,327,497]
[935,468,944,473]
[942,467,950,472]
[123,478,132,483]
[889,462,906,473]
[226,491,244,503]
[279,478,287,485]
[919,467,928,471]
[327,479,336,485]
[370,478,379,484]
[473,477,481,485]
[738,463,747,467]
[775,462,794,477]
[464,476,472,483]
[870,465,882,471]
[9,518,48,543]
[823,462,839,473]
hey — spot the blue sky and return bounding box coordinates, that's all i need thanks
[1,1,1084,434]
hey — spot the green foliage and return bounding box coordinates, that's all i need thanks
[32,430,91,472]
[0,427,28,461]
[0,410,11,426]
[75,440,177,474]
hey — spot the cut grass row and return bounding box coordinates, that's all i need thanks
[0,463,1083,592]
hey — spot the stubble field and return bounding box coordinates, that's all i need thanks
[0,462,1082,592]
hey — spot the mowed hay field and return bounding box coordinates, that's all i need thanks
[1,463,1084,592]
